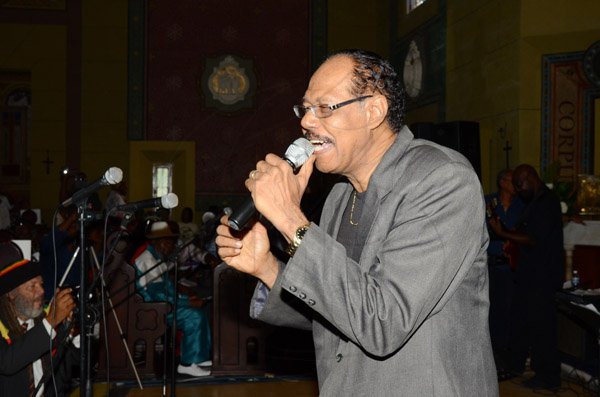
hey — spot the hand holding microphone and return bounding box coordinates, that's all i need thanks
[217,138,314,287]
[228,137,315,230]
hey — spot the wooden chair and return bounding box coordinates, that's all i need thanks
[96,239,170,380]
[211,263,272,375]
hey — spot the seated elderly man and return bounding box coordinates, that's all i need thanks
[131,221,212,377]
[0,241,76,397]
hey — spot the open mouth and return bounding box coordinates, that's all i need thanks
[308,136,333,153]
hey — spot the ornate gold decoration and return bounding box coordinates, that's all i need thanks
[208,56,250,105]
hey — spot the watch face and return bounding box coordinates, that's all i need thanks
[583,41,600,87]
[403,40,423,98]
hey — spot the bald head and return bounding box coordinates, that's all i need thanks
[512,164,543,202]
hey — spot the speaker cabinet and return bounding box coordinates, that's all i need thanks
[557,302,599,363]
[410,121,481,179]
[410,122,435,140]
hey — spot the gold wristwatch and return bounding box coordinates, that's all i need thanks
[285,224,310,256]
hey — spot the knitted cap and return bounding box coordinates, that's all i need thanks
[145,221,179,239]
[0,241,41,296]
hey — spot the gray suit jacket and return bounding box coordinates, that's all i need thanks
[251,127,498,396]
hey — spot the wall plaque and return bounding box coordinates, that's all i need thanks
[199,55,256,112]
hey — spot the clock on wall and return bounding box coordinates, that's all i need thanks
[403,40,423,98]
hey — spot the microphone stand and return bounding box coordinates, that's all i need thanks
[168,251,179,397]
[100,231,200,396]
[89,246,144,390]
[75,200,93,397]
[33,318,77,396]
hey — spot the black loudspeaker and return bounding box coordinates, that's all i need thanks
[557,308,598,363]
[410,121,481,179]
[410,122,435,140]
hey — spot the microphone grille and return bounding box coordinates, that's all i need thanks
[161,193,179,209]
[285,138,315,169]
[104,167,123,185]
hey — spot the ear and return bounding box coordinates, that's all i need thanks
[366,95,388,130]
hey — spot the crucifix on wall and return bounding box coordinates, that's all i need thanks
[42,150,54,175]
[502,140,512,169]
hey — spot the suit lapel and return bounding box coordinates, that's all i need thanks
[322,128,414,265]
[325,183,352,237]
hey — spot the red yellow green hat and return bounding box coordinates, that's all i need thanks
[0,241,41,296]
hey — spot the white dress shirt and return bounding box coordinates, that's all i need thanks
[19,318,55,397]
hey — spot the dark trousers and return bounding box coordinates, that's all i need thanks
[488,259,513,353]
[508,276,561,383]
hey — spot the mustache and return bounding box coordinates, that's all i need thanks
[304,131,333,144]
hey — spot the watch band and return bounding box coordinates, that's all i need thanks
[285,224,310,256]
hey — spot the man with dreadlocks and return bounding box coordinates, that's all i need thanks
[0,240,75,396]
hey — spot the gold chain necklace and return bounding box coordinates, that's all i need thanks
[349,190,359,226]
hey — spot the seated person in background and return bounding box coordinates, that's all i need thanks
[177,208,220,298]
[178,207,199,242]
[104,181,128,226]
[0,189,13,231]
[0,241,76,397]
[131,221,212,377]
[13,209,47,261]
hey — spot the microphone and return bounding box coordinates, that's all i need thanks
[61,167,123,207]
[228,137,314,231]
[115,193,179,212]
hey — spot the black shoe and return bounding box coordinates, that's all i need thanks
[521,376,560,391]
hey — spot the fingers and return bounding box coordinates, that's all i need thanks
[219,214,229,227]
[47,288,76,328]
[216,216,242,259]
[297,155,316,182]
[56,289,76,314]
[249,152,313,186]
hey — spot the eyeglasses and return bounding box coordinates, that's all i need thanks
[292,95,373,119]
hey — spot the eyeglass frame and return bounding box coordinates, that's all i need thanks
[292,95,373,119]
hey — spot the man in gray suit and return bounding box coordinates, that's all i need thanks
[216,49,498,396]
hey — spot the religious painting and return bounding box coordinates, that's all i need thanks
[541,47,600,183]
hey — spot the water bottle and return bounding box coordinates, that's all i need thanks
[572,270,580,289]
